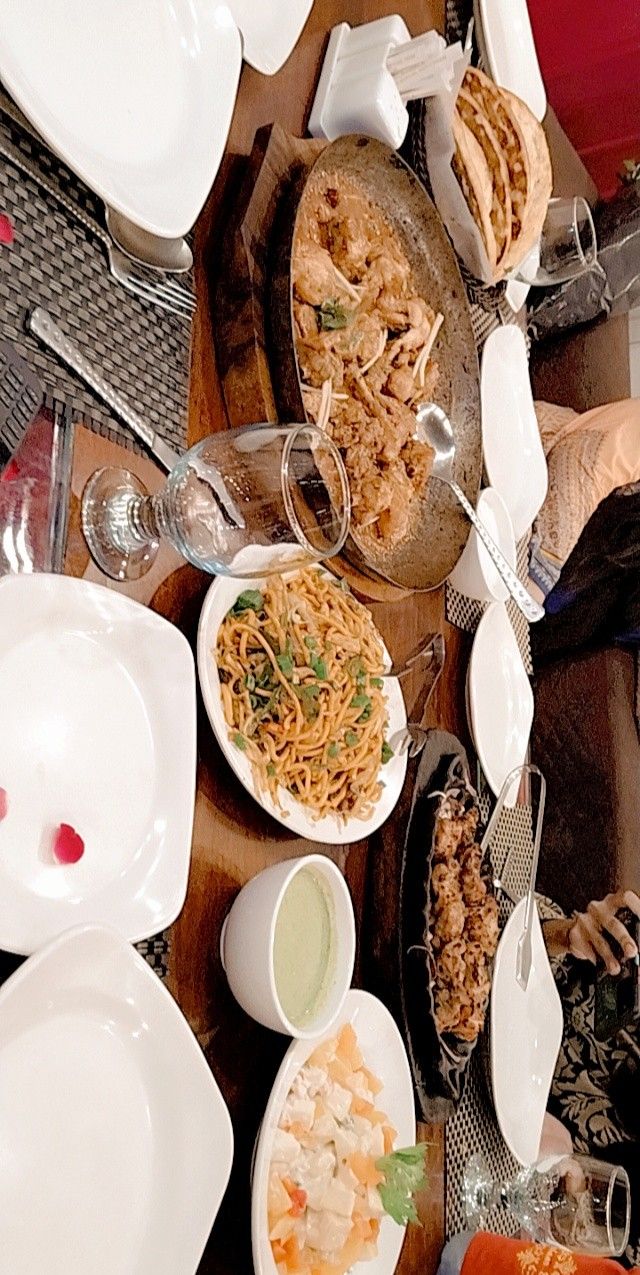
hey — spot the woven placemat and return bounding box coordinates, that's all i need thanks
[445,537,534,674]
[444,802,535,1239]
[0,91,192,454]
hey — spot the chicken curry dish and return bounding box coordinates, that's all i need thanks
[292,172,444,550]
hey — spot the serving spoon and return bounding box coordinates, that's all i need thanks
[415,402,544,624]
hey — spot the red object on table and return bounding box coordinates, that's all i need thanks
[462,1232,638,1274]
[527,0,640,197]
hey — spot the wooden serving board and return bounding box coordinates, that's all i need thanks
[211,123,411,603]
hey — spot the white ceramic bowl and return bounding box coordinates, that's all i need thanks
[220,854,356,1038]
[449,487,516,603]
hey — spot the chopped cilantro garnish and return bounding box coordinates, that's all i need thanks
[304,636,317,651]
[266,763,276,778]
[376,1145,427,1227]
[233,732,247,751]
[381,741,394,764]
[327,742,340,759]
[318,299,351,331]
[311,656,327,680]
[371,677,384,689]
[344,730,359,748]
[276,638,294,678]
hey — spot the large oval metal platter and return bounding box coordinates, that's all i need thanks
[269,134,482,591]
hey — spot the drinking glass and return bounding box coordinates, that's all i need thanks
[509,197,602,286]
[81,422,350,581]
[464,1152,630,1257]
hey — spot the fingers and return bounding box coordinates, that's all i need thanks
[601,892,640,958]
[570,913,621,974]
[621,890,640,922]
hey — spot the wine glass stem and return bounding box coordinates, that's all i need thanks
[127,491,169,548]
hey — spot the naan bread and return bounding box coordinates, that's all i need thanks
[452,109,498,273]
[462,66,529,254]
[499,87,553,271]
[457,86,512,271]
[452,66,553,281]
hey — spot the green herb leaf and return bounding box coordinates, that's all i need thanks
[295,683,321,721]
[304,636,318,651]
[228,589,264,616]
[346,656,365,679]
[266,763,276,778]
[318,298,351,331]
[381,741,394,764]
[327,742,340,759]
[276,638,294,679]
[371,677,384,689]
[233,732,247,751]
[350,692,372,721]
[376,1145,427,1227]
[344,730,359,748]
[311,656,327,680]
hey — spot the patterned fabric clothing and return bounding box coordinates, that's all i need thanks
[538,897,640,1266]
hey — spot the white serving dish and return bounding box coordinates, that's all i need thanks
[252,988,416,1275]
[197,572,407,845]
[449,486,516,603]
[0,573,196,954]
[0,924,233,1274]
[481,325,548,542]
[491,897,564,1165]
[0,0,242,237]
[467,601,534,803]
[227,0,314,75]
[474,0,547,122]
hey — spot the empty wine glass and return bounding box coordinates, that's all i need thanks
[464,1152,630,1257]
[509,197,603,286]
[81,422,350,581]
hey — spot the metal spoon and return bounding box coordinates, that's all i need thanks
[105,207,193,274]
[415,402,544,624]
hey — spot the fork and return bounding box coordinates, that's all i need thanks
[389,634,446,756]
[0,136,196,316]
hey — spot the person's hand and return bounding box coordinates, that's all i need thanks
[545,890,640,974]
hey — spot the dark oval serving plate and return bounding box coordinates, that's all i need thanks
[399,730,495,1123]
[267,134,481,592]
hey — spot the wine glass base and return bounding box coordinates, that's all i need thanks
[463,1151,497,1227]
[81,467,159,582]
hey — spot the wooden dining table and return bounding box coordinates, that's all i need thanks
[13,2,547,1271]
[179,5,461,1271]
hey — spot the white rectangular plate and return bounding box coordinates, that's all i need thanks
[0,0,242,236]
[0,925,233,1274]
[0,574,196,954]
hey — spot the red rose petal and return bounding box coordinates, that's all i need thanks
[0,789,7,821]
[0,214,14,246]
[53,823,84,864]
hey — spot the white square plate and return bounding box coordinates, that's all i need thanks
[226,0,313,75]
[0,574,196,954]
[491,897,563,1165]
[0,925,233,1274]
[467,601,534,803]
[0,0,242,237]
[481,325,548,542]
